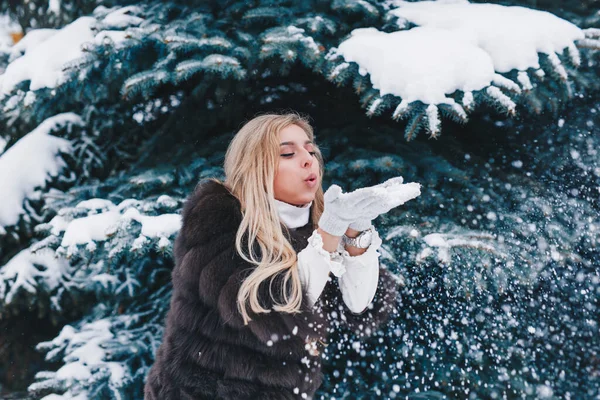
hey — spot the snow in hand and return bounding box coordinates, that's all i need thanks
[335,0,584,105]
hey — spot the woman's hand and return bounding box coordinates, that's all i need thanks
[347,177,422,232]
[319,181,419,236]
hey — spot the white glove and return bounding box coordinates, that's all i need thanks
[318,183,408,236]
[349,177,405,231]
[349,177,421,231]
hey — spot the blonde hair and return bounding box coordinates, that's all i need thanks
[216,111,325,325]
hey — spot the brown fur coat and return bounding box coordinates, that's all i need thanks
[143,179,399,399]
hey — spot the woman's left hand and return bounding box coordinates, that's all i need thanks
[348,176,421,231]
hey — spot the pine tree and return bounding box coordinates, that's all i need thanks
[0,0,599,399]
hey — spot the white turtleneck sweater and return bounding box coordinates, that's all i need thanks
[274,198,381,314]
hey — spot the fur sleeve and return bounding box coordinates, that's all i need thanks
[217,245,328,346]
[173,178,242,311]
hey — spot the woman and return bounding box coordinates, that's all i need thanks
[144,112,421,399]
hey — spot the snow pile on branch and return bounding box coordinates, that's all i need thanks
[338,26,495,104]
[0,6,143,96]
[389,0,583,72]
[30,317,128,400]
[336,0,584,105]
[47,198,181,254]
[0,113,82,229]
[0,247,71,305]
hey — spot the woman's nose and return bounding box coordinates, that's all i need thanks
[302,151,313,167]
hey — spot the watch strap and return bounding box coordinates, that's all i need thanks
[342,227,373,248]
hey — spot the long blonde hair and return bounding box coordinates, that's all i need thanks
[216,111,325,325]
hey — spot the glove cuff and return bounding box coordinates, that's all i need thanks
[317,210,349,237]
[348,219,373,232]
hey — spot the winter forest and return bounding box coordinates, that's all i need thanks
[0,0,599,398]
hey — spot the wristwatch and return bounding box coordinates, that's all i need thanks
[342,227,374,249]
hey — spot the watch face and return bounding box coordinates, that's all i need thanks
[359,230,373,247]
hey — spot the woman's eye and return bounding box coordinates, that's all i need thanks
[281,152,316,157]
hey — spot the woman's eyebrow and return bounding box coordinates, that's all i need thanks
[280,140,313,146]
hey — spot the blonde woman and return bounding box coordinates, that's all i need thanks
[144,111,421,399]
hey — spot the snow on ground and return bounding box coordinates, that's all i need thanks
[0,113,82,229]
[334,0,584,105]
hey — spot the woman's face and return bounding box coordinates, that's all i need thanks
[274,124,321,207]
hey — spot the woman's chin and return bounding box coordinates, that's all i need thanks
[294,195,314,206]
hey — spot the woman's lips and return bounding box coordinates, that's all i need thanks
[305,179,317,188]
[304,174,317,188]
